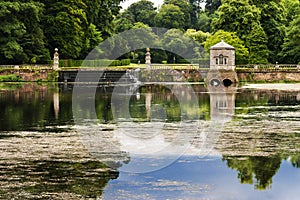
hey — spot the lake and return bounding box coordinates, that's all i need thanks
[0,82,300,199]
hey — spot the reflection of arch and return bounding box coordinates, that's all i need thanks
[223,79,233,87]
[210,79,221,86]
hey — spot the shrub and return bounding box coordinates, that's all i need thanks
[0,75,23,82]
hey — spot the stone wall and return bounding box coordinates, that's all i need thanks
[238,71,300,82]
[0,69,57,82]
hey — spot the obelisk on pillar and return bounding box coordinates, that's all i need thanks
[145,48,151,71]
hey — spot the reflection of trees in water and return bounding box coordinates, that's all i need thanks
[221,88,300,190]
[0,160,118,199]
[223,155,281,190]
[224,153,300,190]
[0,83,67,131]
[4,83,300,192]
[236,89,300,108]
[290,154,300,168]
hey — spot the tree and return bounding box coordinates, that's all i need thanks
[0,1,50,64]
[204,30,249,64]
[41,0,122,59]
[205,0,221,15]
[196,11,212,32]
[185,29,210,45]
[189,0,204,28]
[42,0,88,59]
[211,0,273,64]
[161,29,196,62]
[154,4,186,30]
[113,10,135,32]
[212,0,261,40]
[164,0,192,29]
[247,24,269,64]
[80,24,103,58]
[281,14,300,64]
[250,1,286,63]
[281,0,300,23]
[84,0,123,37]
[127,0,157,27]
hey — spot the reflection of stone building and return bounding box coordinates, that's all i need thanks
[207,84,236,122]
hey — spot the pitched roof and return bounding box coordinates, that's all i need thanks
[210,40,235,50]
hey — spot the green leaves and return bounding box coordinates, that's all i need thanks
[212,0,261,39]
[247,23,269,64]
[0,1,49,64]
[281,14,300,64]
[154,4,185,30]
[0,0,122,64]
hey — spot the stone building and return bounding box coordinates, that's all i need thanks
[207,40,238,86]
[209,40,235,70]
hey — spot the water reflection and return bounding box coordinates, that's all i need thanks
[0,83,300,198]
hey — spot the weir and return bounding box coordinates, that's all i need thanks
[58,69,140,83]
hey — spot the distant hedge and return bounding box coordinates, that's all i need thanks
[58,59,131,67]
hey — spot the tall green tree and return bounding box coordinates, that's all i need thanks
[196,11,212,32]
[84,0,122,37]
[42,0,88,59]
[113,10,135,33]
[0,1,50,64]
[164,0,192,29]
[212,0,261,39]
[247,24,269,64]
[281,13,300,64]
[154,4,186,30]
[250,0,286,63]
[211,0,271,64]
[189,0,204,28]
[127,0,157,27]
[281,0,300,23]
[205,0,221,15]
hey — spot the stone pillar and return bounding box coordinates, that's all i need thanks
[275,62,279,70]
[53,48,59,70]
[145,48,151,71]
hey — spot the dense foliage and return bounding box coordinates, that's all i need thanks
[0,0,122,64]
[115,0,300,64]
[0,0,299,65]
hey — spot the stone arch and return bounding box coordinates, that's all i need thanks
[223,78,233,87]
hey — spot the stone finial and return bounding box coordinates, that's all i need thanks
[53,48,59,70]
[145,48,151,70]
